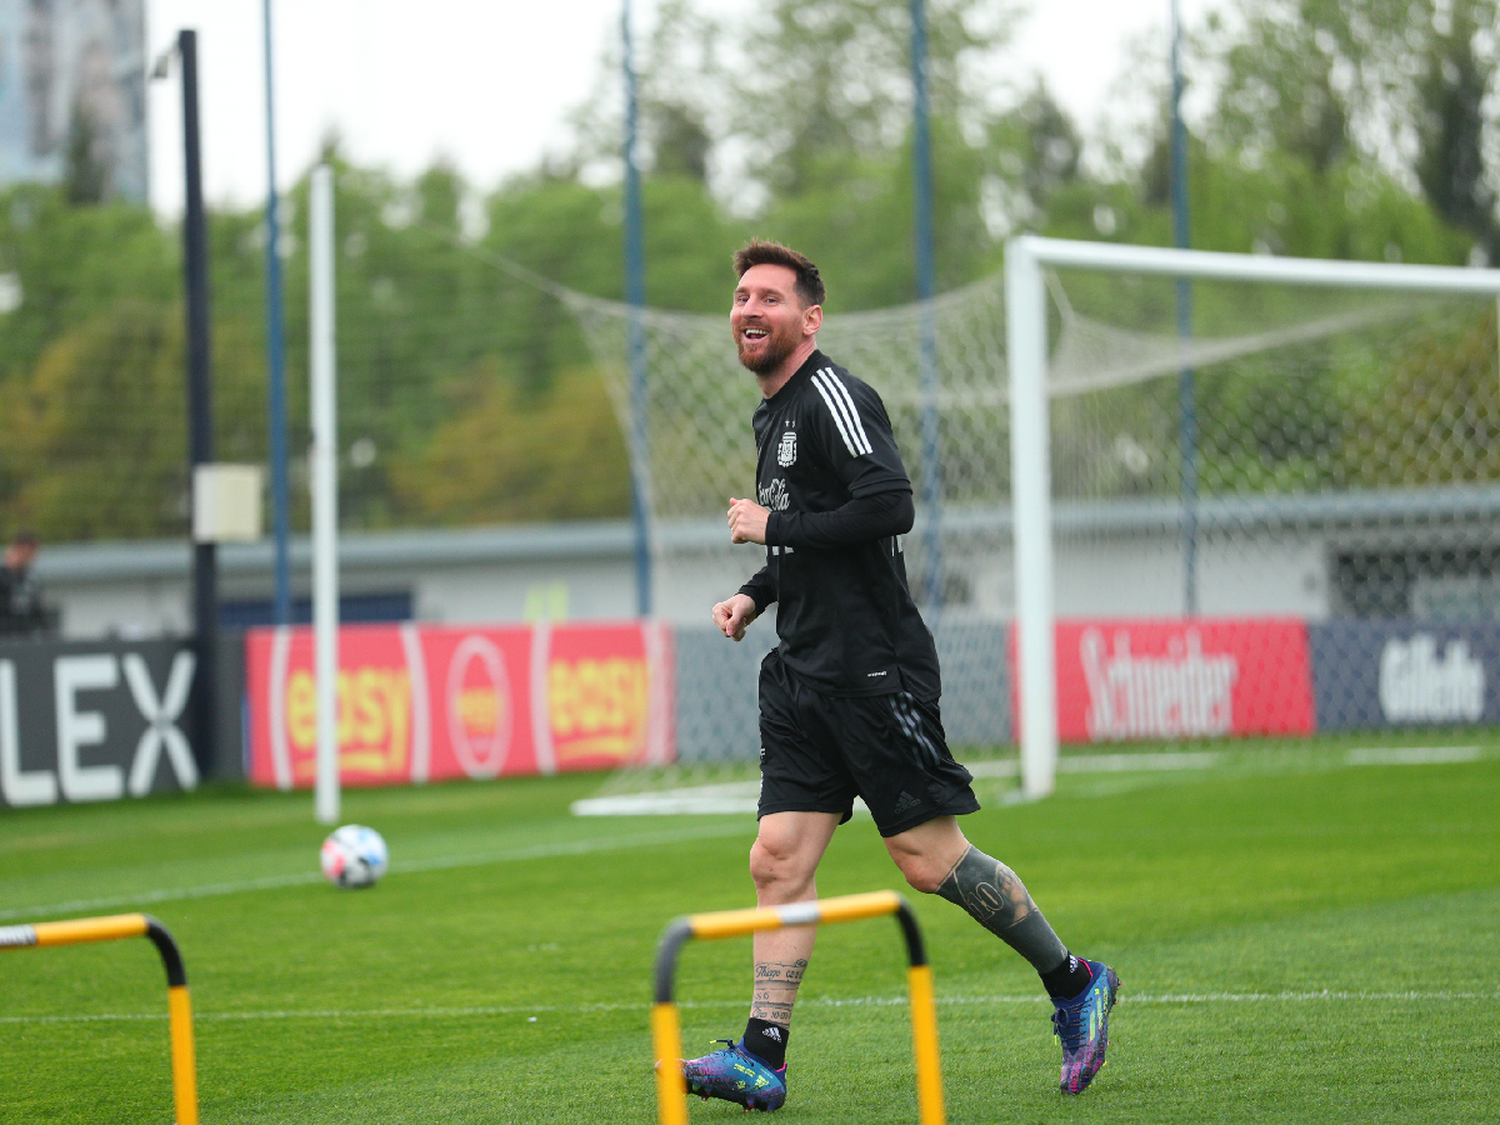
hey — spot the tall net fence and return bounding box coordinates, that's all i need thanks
[7,179,1497,770]
[567,275,1016,771]
[0,176,631,548]
[1041,270,1499,621]
[569,254,1500,780]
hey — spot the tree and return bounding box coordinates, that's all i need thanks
[63,100,109,205]
[387,360,630,524]
[0,298,267,539]
[1199,0,1498,263]
[1414,0,1500,261]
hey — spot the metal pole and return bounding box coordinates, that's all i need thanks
[179,29,217,777]
[623,0,652,617]
[910,0,944,608]
[1170,0,1198,616]
[0,914,199,1125]
[310,165,340,826]
[262,0,292,625]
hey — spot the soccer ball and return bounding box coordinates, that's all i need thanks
[320,824,389,889]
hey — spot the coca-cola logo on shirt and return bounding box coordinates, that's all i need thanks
[759,478,790,511]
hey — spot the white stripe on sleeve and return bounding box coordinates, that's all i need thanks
[811,368,873,456]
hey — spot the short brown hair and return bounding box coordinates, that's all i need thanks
[733,239,825,308]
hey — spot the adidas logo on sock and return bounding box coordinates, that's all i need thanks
[763,1026,783,1043]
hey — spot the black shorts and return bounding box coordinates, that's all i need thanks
[757,651,981,838]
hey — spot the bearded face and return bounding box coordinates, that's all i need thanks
[731,264,817,376]
[734,314,802,373]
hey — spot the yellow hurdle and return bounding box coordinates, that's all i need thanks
[652,890,945,1125]
[1,912,199,1125]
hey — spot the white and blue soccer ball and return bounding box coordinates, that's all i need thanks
[320,824,389,889]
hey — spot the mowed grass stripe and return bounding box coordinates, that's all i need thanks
[0,819,751,923]
[2,740,1496,1124]
[2,986,1492,1027]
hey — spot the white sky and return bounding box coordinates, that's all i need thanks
[144,0,1216,214]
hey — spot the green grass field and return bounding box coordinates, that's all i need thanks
[2,732,1496,1124]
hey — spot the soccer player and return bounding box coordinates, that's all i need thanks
[677,240,1119,1111]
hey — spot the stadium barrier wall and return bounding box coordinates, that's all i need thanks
[8,616,1494,807]
[0,912,198,1125]
[243,619,674,787]
[0,635,243,809]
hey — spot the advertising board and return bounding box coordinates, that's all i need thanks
[244,621,674,789]
[0,638,199,808]
[1048,618,1315,743]
[1310,620,1500,730]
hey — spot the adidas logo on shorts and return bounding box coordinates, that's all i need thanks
[893,790,922,815]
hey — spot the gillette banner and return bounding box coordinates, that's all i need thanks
[1309,621,1500,730]
[244,621,674,789]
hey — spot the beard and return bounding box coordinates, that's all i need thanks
[735,325,798,374]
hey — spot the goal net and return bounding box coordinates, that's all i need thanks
[1007,239,1500,796]
[566,239,1500,812]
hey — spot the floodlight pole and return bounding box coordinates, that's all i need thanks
[179,29,218,776]
[622,0,652,617]
[910,0,944,609]
[262,0,292,625]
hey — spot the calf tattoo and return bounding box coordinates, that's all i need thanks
[751,959,807,1025]
[936,846,1067,971]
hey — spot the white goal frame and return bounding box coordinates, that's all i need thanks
[1006,236,1500,799]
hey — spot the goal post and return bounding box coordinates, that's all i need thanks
[1006,235,1500,799]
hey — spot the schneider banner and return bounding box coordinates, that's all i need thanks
[1049,618,1316,742]
[245,621,674,789]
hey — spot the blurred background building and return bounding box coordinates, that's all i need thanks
[0,0,147,202]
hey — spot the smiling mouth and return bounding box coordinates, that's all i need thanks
[741,328,768,342]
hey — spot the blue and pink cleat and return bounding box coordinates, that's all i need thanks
[1051,959,1121,1094]
[678,1039,787,1112]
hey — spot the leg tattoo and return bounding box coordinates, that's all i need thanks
[936,845,1067,972]
[751,959,807,1026]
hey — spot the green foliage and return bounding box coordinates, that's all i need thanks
[388,361,631,525]
[0,186,177,383]
[4,0,1498,546]
[1342,304,1500,487]
[0,298,268,539]
[760,117,1000,308]
[1202,0,1499,261]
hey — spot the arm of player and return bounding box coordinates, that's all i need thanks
[712,592,760,641]
[730,491,913,549]
[767,488,914,549]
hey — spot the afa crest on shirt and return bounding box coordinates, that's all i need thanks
[777,429,797,467]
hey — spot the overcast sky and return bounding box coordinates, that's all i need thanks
[143,0,1215,214]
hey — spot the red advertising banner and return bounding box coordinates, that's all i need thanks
[1048,618,1314,743]
[244,621,674,789]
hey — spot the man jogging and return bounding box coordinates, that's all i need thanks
[676,240,1120,1111]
